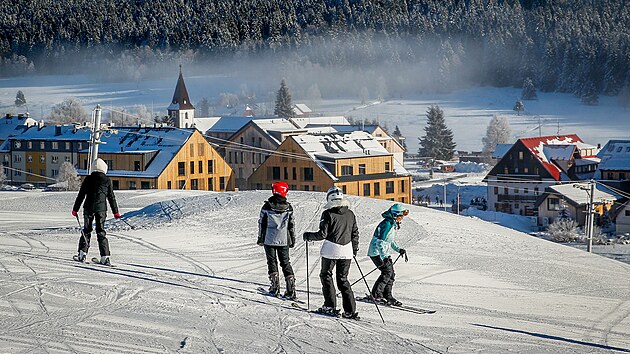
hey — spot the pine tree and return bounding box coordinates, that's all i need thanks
[418,105,456,161]
[521,77,537,100]
[197,98,211,117]
[392,125,407,151]
[274,80,293,118]
[58,162,81,191]
[15,90,26,107]
[513,100,524,115]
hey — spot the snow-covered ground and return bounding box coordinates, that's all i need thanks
[1,190,629,353]
[1,75,628,152]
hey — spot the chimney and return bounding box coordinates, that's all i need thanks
[55,125,62,136]
[597,143,601,149]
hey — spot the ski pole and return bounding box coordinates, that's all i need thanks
[120,217,136,230]
[74,214,89,249]
[339,253,402,296]
[305,240,310,310]
[353,256,385,324]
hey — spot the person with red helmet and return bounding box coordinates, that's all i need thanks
[257,181,297,299]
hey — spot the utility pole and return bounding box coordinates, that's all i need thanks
[87,105,117,174]
[587,180,595,253]
[443,174,447,212]
[457,190,460,215]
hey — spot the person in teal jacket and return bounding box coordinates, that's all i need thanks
[367,203,409,306]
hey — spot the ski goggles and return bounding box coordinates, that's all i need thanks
[394,209,410,217]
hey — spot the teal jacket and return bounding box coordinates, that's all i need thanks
[367,210,401,260]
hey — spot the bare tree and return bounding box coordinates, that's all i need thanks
[48,98,88,124]
[58,162,81,191]
[0,167,7,185]
[482,115,512,157]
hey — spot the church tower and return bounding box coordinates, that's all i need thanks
[168,66,195,128]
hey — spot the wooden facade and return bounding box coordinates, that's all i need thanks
[248,136,412,202]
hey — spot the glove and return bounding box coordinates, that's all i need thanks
[114,213,121,220]
[257,242,264,246]
[289,241,295,248]
[303,232,309,241]
[399,249,406,256]
[71,210,78,217]
[384,256,393,265]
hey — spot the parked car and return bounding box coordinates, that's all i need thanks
[19,183,36,190]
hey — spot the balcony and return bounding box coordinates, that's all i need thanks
[497,194,539,202]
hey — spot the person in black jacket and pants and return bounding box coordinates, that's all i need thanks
[303,187,360,319]
[72,158,120,265]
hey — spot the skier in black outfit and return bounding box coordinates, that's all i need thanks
[303,187,360,319]
[258,182,297,299]
[72,158,120,266]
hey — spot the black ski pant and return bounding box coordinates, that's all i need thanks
[320,258,356,314]
[264,245,294,277]
[370,256,395,299]
[78,211,110,256]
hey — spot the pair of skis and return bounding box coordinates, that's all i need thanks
[256,287,355,319]
[355,295,436,315]
[72,255,115,267]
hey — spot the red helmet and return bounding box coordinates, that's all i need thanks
[272,181,289,197]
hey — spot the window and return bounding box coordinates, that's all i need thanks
[292,167,297,180]
[191,179,199,190]
[208,160,214,173]
[534,187,539,196]
[52,142,58,149]
[134,161,141,171]
[228,152,232,163]
[178,180,186,189]
[358,164,366,175]
[341,165,353,176]
[547,198,561,211]
[240,137,244,144]
[27,141,32,149]
[518,151,524,160]
[190,143,195,157]
[65,142,70,150]
[27,155,32,162]
[504,187,509,194]
[284,167,289,180]
[178,162,185,176]
[40,156,45,163]
[52,156,58,163]
[524,188,529,194]
[514,167,519,173]
[341,185,347,194]
[625,210,630,217]
[626,147,630,152]
[290,184,296,190]
[494,187,499,195]
[503,167,508,174]
[167,181,172,189]
[207,178,214,191]
[617,147,623,152]
[199,161,203,174]
[386,181,394,194]
[303,168,314,181]
[524,167,529,173]
[198,143,205,156]
[385,162,390,171]
[374,182,380,196]
[190,161,195,174]
[65,156,70,162]
[621,173,626,180]
[303,185,309,191]
[258,137,262,147]
[219,177,225,190]
[240,152,244,164]
[363,183,371,196]
[77,142,82,150]
[272,166,281,180]
[113,180,120,190]
[15,141,21,148]
[40,169,45,176]
[141,181,150,189]
[52,169,58,176]
[129,181,137,190]
[514,188,519,194]
[40,142,45,149]
[400,180,406,193]
[14,155,22,162]
[608,172,614,179]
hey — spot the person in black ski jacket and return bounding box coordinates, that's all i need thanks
[303,186,360,319]
[72,158,120,265]
[258,182,297,299]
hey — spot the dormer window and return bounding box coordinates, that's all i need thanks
[183,99,187,104]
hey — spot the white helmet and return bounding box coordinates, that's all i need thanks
[326,186,343,202]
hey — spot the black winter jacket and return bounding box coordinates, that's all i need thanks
[303,202,359,255]
[258,195,296,247]
[73,172,119,214]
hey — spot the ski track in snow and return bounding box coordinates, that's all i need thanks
[0,190,629,353]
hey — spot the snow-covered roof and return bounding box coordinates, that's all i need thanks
[293,104,312,116]
[519,134,584,181]
[0,114,37,142]
[290,116,350,129]
[9,124,92,141]
[574,157,600,166]
[492,144,512,159]
[597,140,630,172]
[542,145,575,161]
[542,183,622,207]
[207,116,275,134]
[78,127,194,178]
[291,131,409,181]
[193,117,221,134]
[247,119,302,145]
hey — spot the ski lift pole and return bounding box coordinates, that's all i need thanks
[353,256,385,324]
[305,240,310,310]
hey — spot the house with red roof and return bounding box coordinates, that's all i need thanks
[483,134,600,217]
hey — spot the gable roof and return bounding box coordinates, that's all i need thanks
[597,140,630,172]
[518,134,583,180]
[167,68,194,111]
[0,114,37,142]
[293,103,312,116]
[535,182,623,208]
[290,116,349,129]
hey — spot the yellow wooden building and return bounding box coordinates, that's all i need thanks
[78,127,234,191]
[248,131,412,203]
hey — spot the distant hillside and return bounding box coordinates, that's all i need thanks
[1,0,628,99]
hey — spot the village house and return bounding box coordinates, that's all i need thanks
[248,131,412,203]
[484,134,600,217]
[0,113,38,180]
[596,140,630,182]
[535,183,621,228]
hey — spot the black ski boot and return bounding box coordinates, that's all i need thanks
[283,275,297,300]
[342,311,360,320]
[316,306,340,317]
[268,272,280,296]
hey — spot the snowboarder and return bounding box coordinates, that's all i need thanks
[303,187,360,319]
[257,181,297,299]
[72,158,120,266]
[367,203,408,306]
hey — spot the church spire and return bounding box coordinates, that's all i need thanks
[167,66,195,128]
